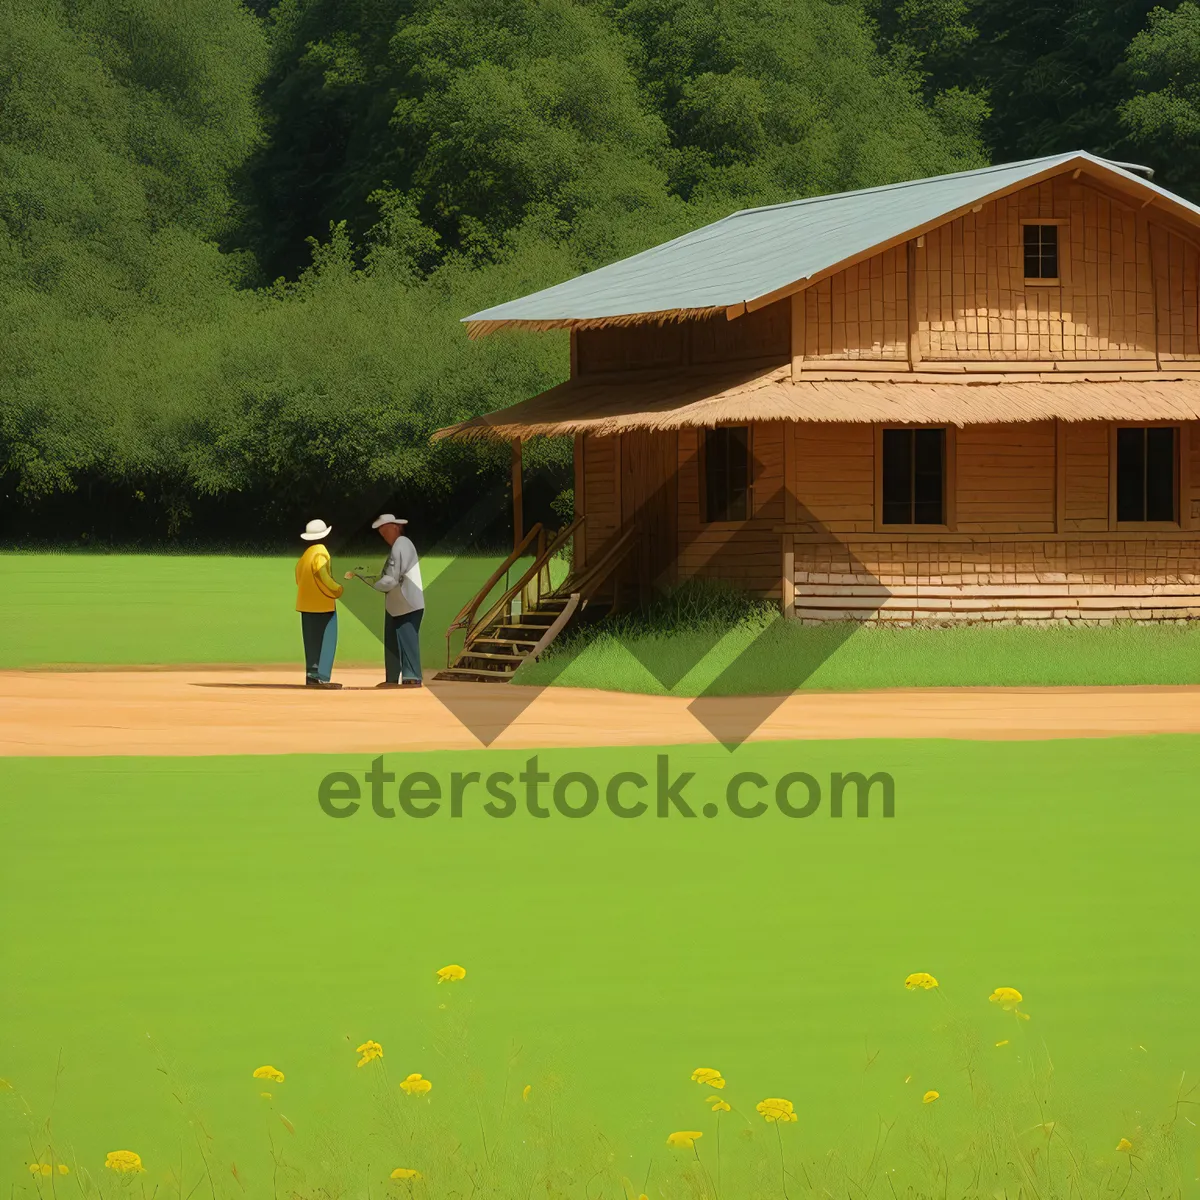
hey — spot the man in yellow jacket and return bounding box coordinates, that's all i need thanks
[296,518,344,688]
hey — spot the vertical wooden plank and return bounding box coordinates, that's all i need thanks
[784,420,797,525]
[569,329,579,378]
[1180,422,1192,530]
[906,240,921,368]
[1148,222,1163,370]
[790,291,805,379]
[872,424,883,532]
[944,424,958,531]
[573,434,587,566]
[1054,418,1066,533]
[613,433,623,532]
[780,533,796,617]
[1107,423,1118,531]
[511,437,524,551]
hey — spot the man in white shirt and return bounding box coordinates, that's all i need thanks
[346,514,425,688]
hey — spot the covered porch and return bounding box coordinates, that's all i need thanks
[436,364,1200,623]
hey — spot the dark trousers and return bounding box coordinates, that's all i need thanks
[300,610,338,682]
[384,608,424,683]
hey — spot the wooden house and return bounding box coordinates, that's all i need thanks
[436,152,1200,627]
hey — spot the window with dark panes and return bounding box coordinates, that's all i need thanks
[882,428,945,526]
[703,426,750,522]
[1116,426,1176,522]
[1023,224,1059,280]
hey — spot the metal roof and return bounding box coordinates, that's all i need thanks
[464,152,1200,329]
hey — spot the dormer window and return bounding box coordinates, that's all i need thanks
[1023,223,1060,283]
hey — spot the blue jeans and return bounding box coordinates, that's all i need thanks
[301,610,338,682]
[384,609,424,683]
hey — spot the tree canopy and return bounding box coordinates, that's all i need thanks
[2,0,1198,544]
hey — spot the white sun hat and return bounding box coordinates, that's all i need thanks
[301,518,333,541]
[371,513,408,529]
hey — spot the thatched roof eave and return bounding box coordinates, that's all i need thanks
[432,369,1200,442]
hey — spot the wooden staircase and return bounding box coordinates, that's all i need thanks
[435,519,635,683]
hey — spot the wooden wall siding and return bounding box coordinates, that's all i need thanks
[788,536,1200,622]
[1155,231,1200,361]
[1061,421,1109,530]
[917,180,1162,360]
[803,246,908,360]
[576,323,685,374]
[792,423,875,532]
[621,429,679,588]
[671,426,783,593]
[955,422,1055,532]
[690,299,790,365]
[580,434,619,563]
[574,300,790,375]
[792,177,1200,363]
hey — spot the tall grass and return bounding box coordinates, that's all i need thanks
[9,968,1196,1198]
[517,580,1200,694]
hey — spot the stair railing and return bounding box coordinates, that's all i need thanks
[553,524,638,606]
[444,523,544,668]
[460,517,584,655]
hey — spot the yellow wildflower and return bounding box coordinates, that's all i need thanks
[756,1098,797,1123]
[253,1065,285,1083]
[29,1164,51,1177]
[356,1041,384,1067]
[904,972,939,991]
[1116,1138,1133,1153]
[58,1165,70,1175]
[105,1151,145,1174]
[390,1168,422,1180]
[989,987,1023,1011]
[522,1084,532,1101]
[923,1090,940,1104]
[400,1073,432,1096]
[436,964,466,983]
[666,1131,703,1150]
[707,1096,731,1113]
[691,1067,726,1089]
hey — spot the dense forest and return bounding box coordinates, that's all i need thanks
[2,0,1199,545]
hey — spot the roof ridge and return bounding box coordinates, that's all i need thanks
[721,152,1087,222]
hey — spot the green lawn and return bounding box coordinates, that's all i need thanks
[518,611,1200,693]
[0,552,524,673]
[2,740,1198,1195]
[7,553,1200,691]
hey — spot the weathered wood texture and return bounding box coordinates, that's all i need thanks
[787,535,1200,623]
[575,299,790,375]
[795,176,1199,363]
[580,417,1200,617]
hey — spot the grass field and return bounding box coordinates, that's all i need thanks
[0,553,514,674]
[3,739,1199,1195]
[520,600,1200,693]
[9,554,1200,691]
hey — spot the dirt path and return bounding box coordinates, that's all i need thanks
[4,667,1200,756]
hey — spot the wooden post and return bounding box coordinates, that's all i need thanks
[781,533,796,618]
[1054,418,1066,534]
[783,420,797,526]
[511,436,524,551]
[573,433,587,567]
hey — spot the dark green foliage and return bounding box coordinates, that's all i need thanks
[2,0,986,545]
[867,0,1200,199]
[1121,3,1200,196]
